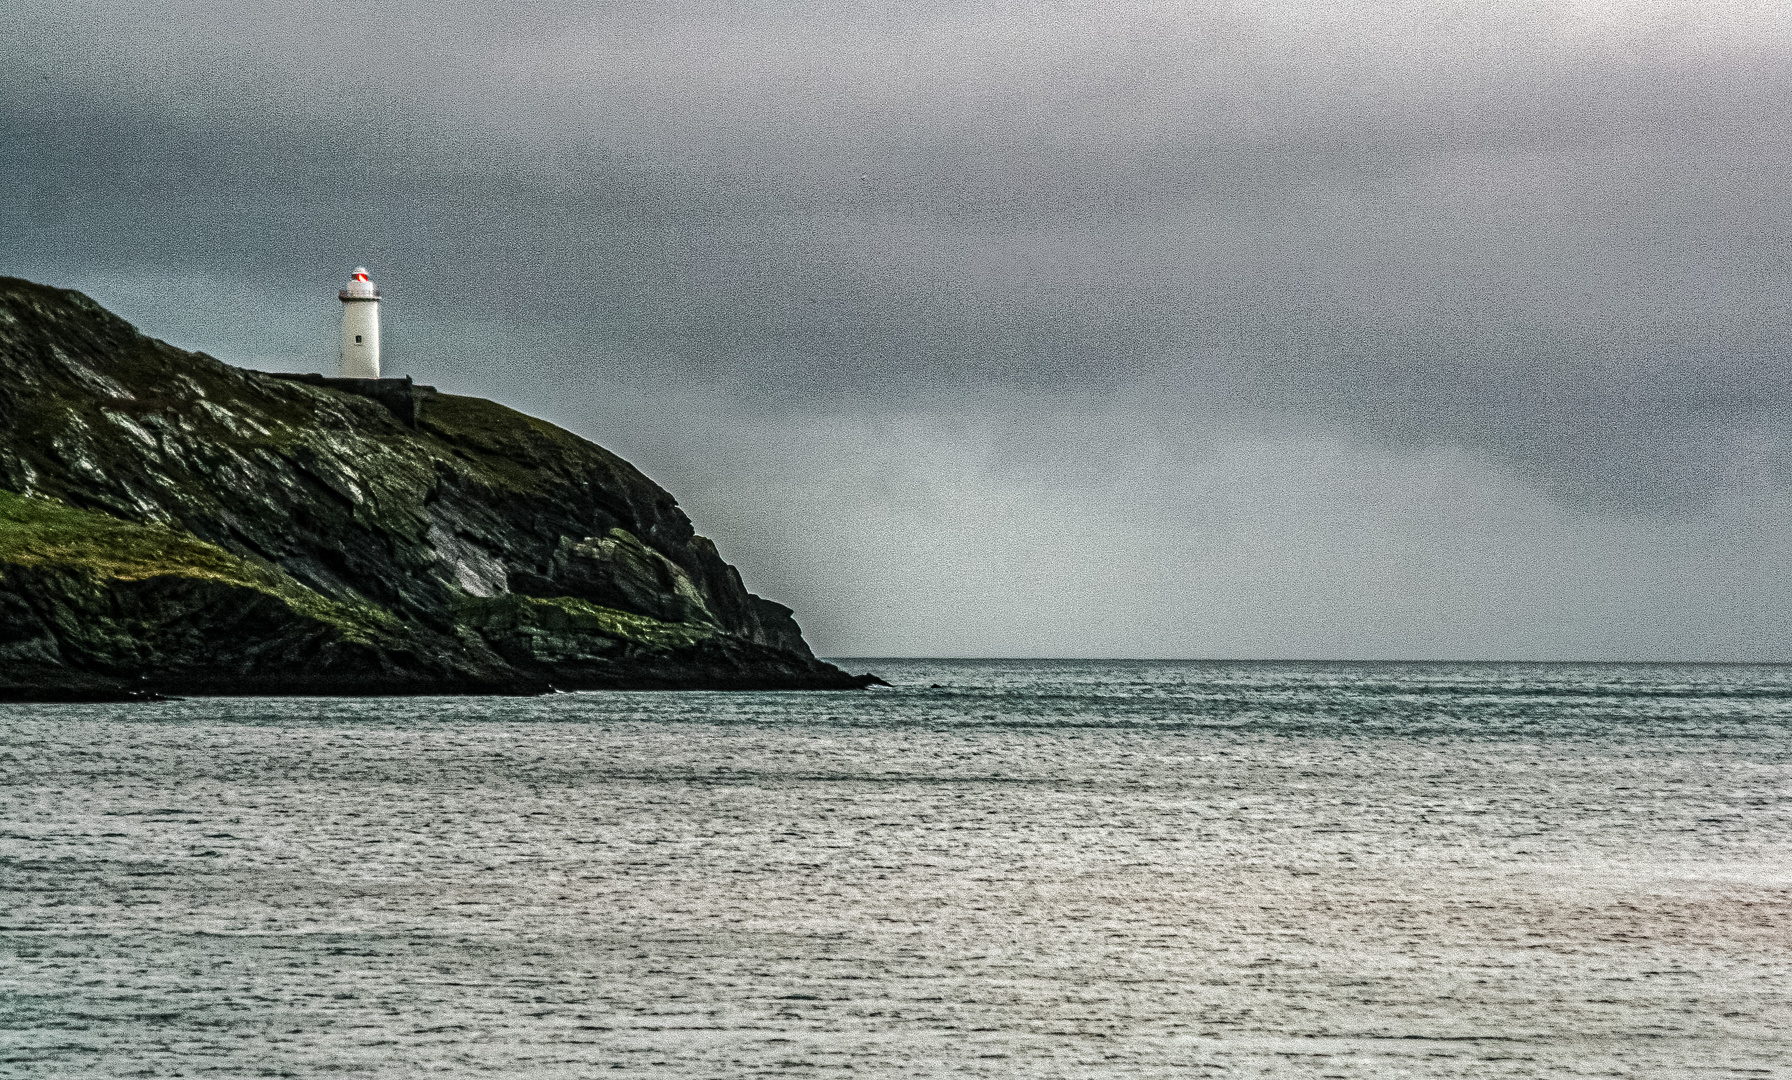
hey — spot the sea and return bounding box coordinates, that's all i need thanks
[2,660,1788,1078]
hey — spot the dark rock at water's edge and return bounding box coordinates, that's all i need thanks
[0,276,881,698]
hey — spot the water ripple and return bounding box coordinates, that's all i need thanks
[2,660,1789,1077]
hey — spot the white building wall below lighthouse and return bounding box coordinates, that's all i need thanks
[340,301,381,379]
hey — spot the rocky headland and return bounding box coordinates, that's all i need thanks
[0,276,879,698]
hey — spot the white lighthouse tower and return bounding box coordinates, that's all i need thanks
[338,267,381,379]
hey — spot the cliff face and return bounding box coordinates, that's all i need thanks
[0,276,875,697]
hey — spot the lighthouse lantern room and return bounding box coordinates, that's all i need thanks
[338,267,381,379]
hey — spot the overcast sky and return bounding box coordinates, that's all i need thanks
[6,0,1792,658]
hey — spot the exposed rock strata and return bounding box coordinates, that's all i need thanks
[0,276,877,698]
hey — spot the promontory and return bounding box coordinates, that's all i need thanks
[0,276,878,698]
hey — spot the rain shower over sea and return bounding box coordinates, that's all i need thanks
[3,660,1789,1077]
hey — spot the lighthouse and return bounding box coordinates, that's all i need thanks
[338,267,381,379]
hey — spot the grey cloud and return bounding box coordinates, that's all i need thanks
[4,0,1792,654]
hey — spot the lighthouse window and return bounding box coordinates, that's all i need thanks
[354,335,362,343]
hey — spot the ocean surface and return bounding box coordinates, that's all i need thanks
[2,660,1789,1077]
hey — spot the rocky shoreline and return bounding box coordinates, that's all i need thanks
[0,277,880,698]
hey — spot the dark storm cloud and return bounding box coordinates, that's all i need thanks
[8,0,1788,512]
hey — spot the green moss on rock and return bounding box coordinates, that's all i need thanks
[0,489,394,644]
[457,592,717,650]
